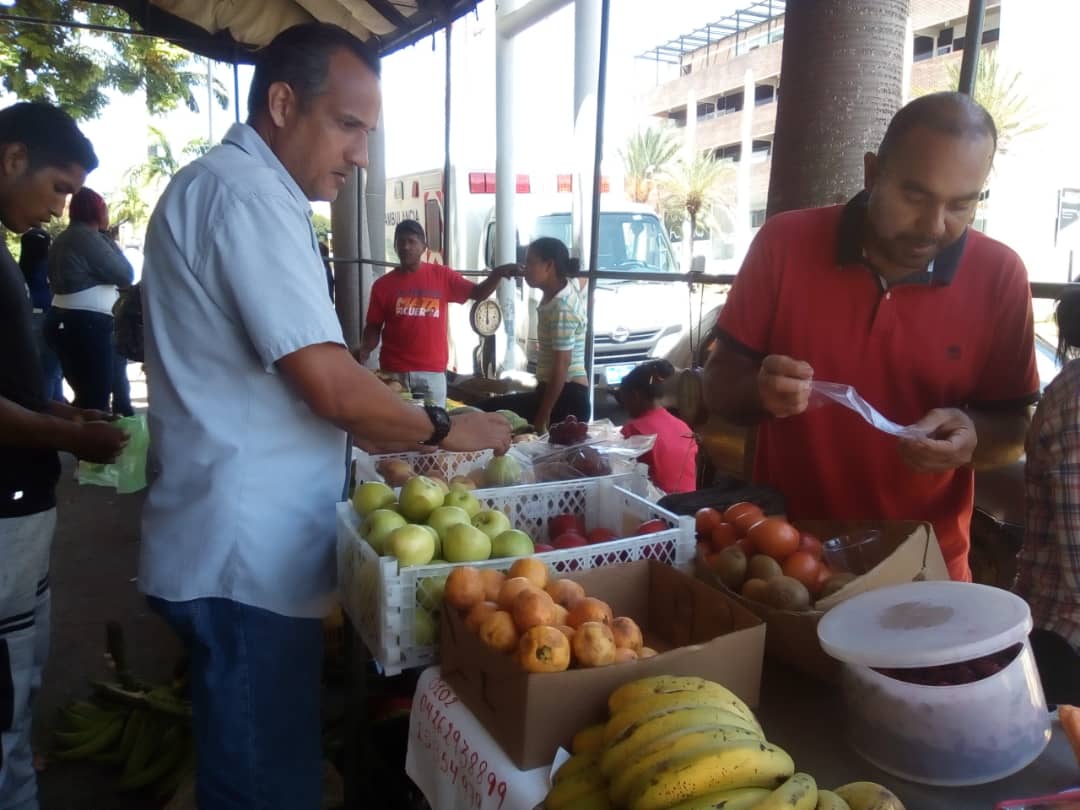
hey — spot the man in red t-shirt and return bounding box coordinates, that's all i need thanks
[704,92,1039,581]
[359,219,512,405]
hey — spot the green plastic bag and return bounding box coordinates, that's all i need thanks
[77,413,149,493]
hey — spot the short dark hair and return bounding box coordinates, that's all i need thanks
[529,237,580,278]
[394,219,425,243]
[247,23,381,120]
[0,102,98,172]
[620,359,675,401]
[878,92,997,165]
[1056,287,1080,365]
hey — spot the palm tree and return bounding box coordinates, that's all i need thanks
[660,151,736,260]
[619,125,681,208]
[767,0,909,216]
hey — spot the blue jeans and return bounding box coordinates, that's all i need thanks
[0,509,55,810]
[147,597,323,810]
[383,371,448,407]
[44,308,114,411]
[28,312,63,403]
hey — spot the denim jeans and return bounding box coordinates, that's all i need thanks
[147,597,323,810]
[28,312,63,403]
[44,308,115,411]
[384,371,448,407]
[0,509,55,810]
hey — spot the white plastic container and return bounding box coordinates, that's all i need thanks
[817,581,1052,786]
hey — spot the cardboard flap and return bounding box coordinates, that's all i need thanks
[648,562,760,647]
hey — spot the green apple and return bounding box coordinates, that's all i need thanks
[491,529,534,558]
[443,523,493,563]
[361,508,407,555]
[387,524,436,567]
[420,524,442,559]
[413,607,436,646]
[416,574,448,610]
[427,505,471,544]
[351,480,396,517]
[399,476,445,523]
[443,488,482,519]
[484,455,523,487]
[449,476,476,491]
[472,509,512,541]
[430,476,450,496]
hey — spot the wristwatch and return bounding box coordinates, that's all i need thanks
[421,404,451,446]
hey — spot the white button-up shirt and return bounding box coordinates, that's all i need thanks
[140,123,348,618]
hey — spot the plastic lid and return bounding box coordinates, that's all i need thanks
[817,581,1032,668]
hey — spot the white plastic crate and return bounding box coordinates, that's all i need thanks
[355,448,492,483]
[336,477,695,676]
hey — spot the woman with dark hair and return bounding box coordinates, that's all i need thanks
[45,187,134,413]
[480,237,590,430]
[18,227,64,401]
[618,359,698,493]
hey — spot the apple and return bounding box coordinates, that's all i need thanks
[484,455,523,487]
[553,531,588,550]
[443,487,482,519]
[443,523,493,562]
[549,513,586,539]
[533,544,555,553]
[472,509,512,541]
[587,528,619,545]
[420,524,442,559]
[387,524,436,567]
[378,458,415,488]
[427,505,471,543]
[361,508,407,555]
[416,574,447,610]
[449,476,476,491]
[399,476,446,523]
[413,607,436,646]
[491,529,535,558]
[351,481,396,517]
[635,519,668,536]
[429,476,450,496]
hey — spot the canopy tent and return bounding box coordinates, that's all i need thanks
[80,0,481,61]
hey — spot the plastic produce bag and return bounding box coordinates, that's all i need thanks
[809,381,926,439]
[77,413,149,493]
[506,419,656,483]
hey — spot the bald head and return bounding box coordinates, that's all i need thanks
[878,92,997,165]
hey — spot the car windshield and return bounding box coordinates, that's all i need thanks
[531,212,676,275]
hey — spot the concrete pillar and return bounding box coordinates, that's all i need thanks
[495,4,518,370]
[331,168,360,348]
[735,68,755,259]
[363,113,386,324]
[572,0,601,268]
[682,86,698,270]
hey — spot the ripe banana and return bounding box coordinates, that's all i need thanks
[816,790,853,810]
[606,694,762,747]
[663,786,771,810]
[609,727,765,806]
[550,787,611,810]
[552,751,600,785]
[571,723,607,754]
[544,765,607,810]
[53,713,125,760]
[608,676,757,727]
[601,708,762,777]
[752,772,818,810]
[833,782,905,810]
[628,739,794,810]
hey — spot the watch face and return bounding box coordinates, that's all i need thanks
[471,300,502,336]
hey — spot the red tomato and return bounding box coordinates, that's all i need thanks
[709,522,738,552]
[723,501,763,526]
[735,535,756,556]
[696,541,711,559]
[636,519,668,535]
[734,512,767,538]
[813,564,834,595]
[747,518,800,561]
[695,507,723,537]
[797,532,824,560]
[782,551,823,591]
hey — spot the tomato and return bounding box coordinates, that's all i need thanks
[636,519,668,535]
[723,501,763,526]
[747,518,800,561]
[709,522,738,552]
[695,507,723,537]
[796,532,824,560]
[696,541,711,559]
[813,564,833,595]
[782,551,823,591]
[734,535,756,556]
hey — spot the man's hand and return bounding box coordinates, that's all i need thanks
[74,409,116,424]
[442,412,512,455]
[351,346,372,366]
[71,421,129,463]
[898,408,978,472]
[491,263,521,279]
[758,354,814,418]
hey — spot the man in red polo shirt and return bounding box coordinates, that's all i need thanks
[704,92,1039,581]
[359,219,512,405]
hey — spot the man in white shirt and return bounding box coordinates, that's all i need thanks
[140,23,510,809]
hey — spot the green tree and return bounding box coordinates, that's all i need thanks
[107,170,150,232]
[0,1,227,120]
[620,125,682,208]
[660,152,736,257]
[312,213,332,244]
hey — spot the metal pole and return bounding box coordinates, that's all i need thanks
[957,0,987,96]
[443,18,453,265]
[583,0,611,418]
[495,9,518,371]
[206,57,213,143]
[233,59,241,122]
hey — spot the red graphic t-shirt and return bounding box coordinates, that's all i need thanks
[366,262,474,372]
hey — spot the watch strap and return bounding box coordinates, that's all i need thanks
[421,404,451,446]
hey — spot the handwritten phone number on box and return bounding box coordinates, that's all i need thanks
[416,679,509,810]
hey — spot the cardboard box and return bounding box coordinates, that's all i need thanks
[440,560,766,771]
[694,520,949,682]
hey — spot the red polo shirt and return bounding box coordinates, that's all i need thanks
[717,194,1039,581]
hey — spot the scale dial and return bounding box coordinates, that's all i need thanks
[470,299,502,336]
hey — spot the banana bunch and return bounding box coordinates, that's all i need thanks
[544,675,906,810]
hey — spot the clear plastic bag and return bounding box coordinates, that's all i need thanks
[77,413,149,493]
[506,419,656,484]
[809,381,926,439]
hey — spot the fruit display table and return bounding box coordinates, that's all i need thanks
[403,662,1077,810]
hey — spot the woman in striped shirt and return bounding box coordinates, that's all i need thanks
[480,237,589,432]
